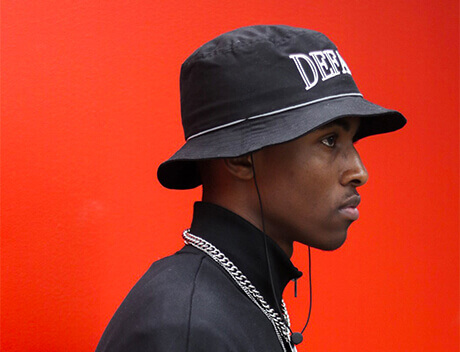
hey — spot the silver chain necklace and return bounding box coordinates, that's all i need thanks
[183,229,296,352]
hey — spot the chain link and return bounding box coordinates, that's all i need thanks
[183,229,296,352]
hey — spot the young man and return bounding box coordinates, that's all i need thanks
[96,25,406,352]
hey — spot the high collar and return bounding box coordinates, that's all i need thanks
[190,202,302,313]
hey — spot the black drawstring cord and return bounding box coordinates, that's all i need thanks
[302,246,313,335]
[250,153,313,346]
[249,154,287,322]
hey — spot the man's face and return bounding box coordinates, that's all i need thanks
[253,116,368,254]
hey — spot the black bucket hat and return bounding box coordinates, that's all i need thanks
[157,25,406,189]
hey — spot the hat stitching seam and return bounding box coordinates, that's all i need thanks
[184,31,321,63]
[186,92,363,141]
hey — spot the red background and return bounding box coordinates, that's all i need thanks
[2,1,458,351]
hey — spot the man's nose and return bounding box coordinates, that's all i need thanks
[340,148,369,187]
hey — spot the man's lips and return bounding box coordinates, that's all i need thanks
[338,195,361,221]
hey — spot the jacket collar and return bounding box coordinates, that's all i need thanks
[190,202,302,312]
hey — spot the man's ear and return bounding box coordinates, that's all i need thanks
[223,155,254,181]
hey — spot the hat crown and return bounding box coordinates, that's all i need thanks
[183,25,324,64]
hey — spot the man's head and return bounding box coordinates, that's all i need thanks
[157,25,405,251]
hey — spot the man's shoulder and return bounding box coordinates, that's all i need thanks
[95,247,203,350]
[129,245,248,308]
[119,246,209,310]
[96,246,281,352]
[137,246,207,288]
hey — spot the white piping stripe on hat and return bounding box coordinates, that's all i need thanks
[186,92,363,141]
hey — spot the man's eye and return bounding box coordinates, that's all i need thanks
[321,135,336,147]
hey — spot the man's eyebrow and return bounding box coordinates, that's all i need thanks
[316,118,351,132]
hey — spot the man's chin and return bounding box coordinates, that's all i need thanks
[311,231,348,251]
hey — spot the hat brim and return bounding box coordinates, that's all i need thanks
[157,96,406,189]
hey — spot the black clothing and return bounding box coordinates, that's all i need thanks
[95,202,302,352]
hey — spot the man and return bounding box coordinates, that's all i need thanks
[96,25,406,352]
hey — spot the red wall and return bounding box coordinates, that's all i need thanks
[2,1,458,351]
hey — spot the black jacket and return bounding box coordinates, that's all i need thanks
[96,202,302,352]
